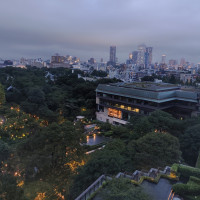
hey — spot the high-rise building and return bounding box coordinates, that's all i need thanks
[145,47,153,68]
[180,58,186,66]
[129,53,133,60]
[88,58,95,64]
[110,46,116,63]
[137,44,146,67]
[51,54,65,63]
[161,55,166,64]
[169,59,177,66]
[132,51,138,65]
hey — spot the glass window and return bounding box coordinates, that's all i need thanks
[108,108,122,119]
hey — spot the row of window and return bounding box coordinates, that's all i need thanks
[97,92,196,108]
[100,100,140,113]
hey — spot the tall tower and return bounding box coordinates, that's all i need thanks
[161,55,166,64]
[145,47,153,69]
[180,58,186,66]
[137,44,146,67]
[110,46,116,63]
[132,51,138,65]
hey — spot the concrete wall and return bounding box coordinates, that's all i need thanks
[96,111,127,125]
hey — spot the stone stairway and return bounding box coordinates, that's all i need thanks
[115,166,171,184]
[75,166,174,200]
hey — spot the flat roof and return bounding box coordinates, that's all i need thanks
[108,82,180,91]
[96,82,199,103]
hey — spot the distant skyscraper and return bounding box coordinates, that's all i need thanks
[161,55,166,64]
[169,59,177,66]
[129,53,133,60]
[110,46,116,63]
[137,44,146,67]
[51,54,65,63]
[88,57,95,64]
[180,58,186,66]
[132,51,138,65]
[145,47,153,68]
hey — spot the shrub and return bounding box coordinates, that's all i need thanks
[178,165,200,178]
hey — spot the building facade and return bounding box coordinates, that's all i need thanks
[137,44,146,67]
[145,47,153,69]
[96,82,200,125]
[110,46,116,63]
[132,51,138,65]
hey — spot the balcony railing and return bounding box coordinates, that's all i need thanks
[97,95,196,111]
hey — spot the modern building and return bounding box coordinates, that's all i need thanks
[180,58,186,66]
[110,46,116,63]
[88,58,95,65]
[96,82,200,125]
[161,55,166,64]
[132,51,138,65]
[137,44,146,67]
[50,54,70,68]
[51,54,65,63]
[169,59,177,66]
[145,47,153,69]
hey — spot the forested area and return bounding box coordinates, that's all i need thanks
[0,67,199,200]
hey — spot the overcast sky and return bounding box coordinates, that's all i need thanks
[0,0,200,63]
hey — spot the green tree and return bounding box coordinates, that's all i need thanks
[100,178,150,200]
[70,149,125,199]
[0,173,25,200]
[0,83,5,104]
[180,124,200,166]
[132,132,181,168]
[131,117,153,139]
[17,121,85,179]
[0,140,10,164]
[148,110,176,133]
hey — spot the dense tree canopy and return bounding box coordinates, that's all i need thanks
[180,124,200,166]
[0,67,200,199]
[133,132,181,168]
[100,178,150,200]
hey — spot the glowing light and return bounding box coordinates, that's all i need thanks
[17,180,24,187]
[120,105,125,109]
[14,171,21,177]
[87,135,89,142]
[65,160,85,172]
[34,193,46,200]
[108,108,122,119]
[169,172,177,178]
[81,108,86,112]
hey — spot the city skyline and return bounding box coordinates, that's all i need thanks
[1,0,200,63]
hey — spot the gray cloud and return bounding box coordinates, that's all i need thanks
[0,0,200,63]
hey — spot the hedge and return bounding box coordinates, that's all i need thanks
[171,163,179,173]
[189,176,200,185]
[196,152,200,169]
[178,165,200,178]
[172,183,200,196]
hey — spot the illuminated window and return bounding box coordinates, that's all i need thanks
[120,105,125,109]
[128,107,131,111]
[135,108,140,113]
[108,108,122,119]
[132,108,140,113]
